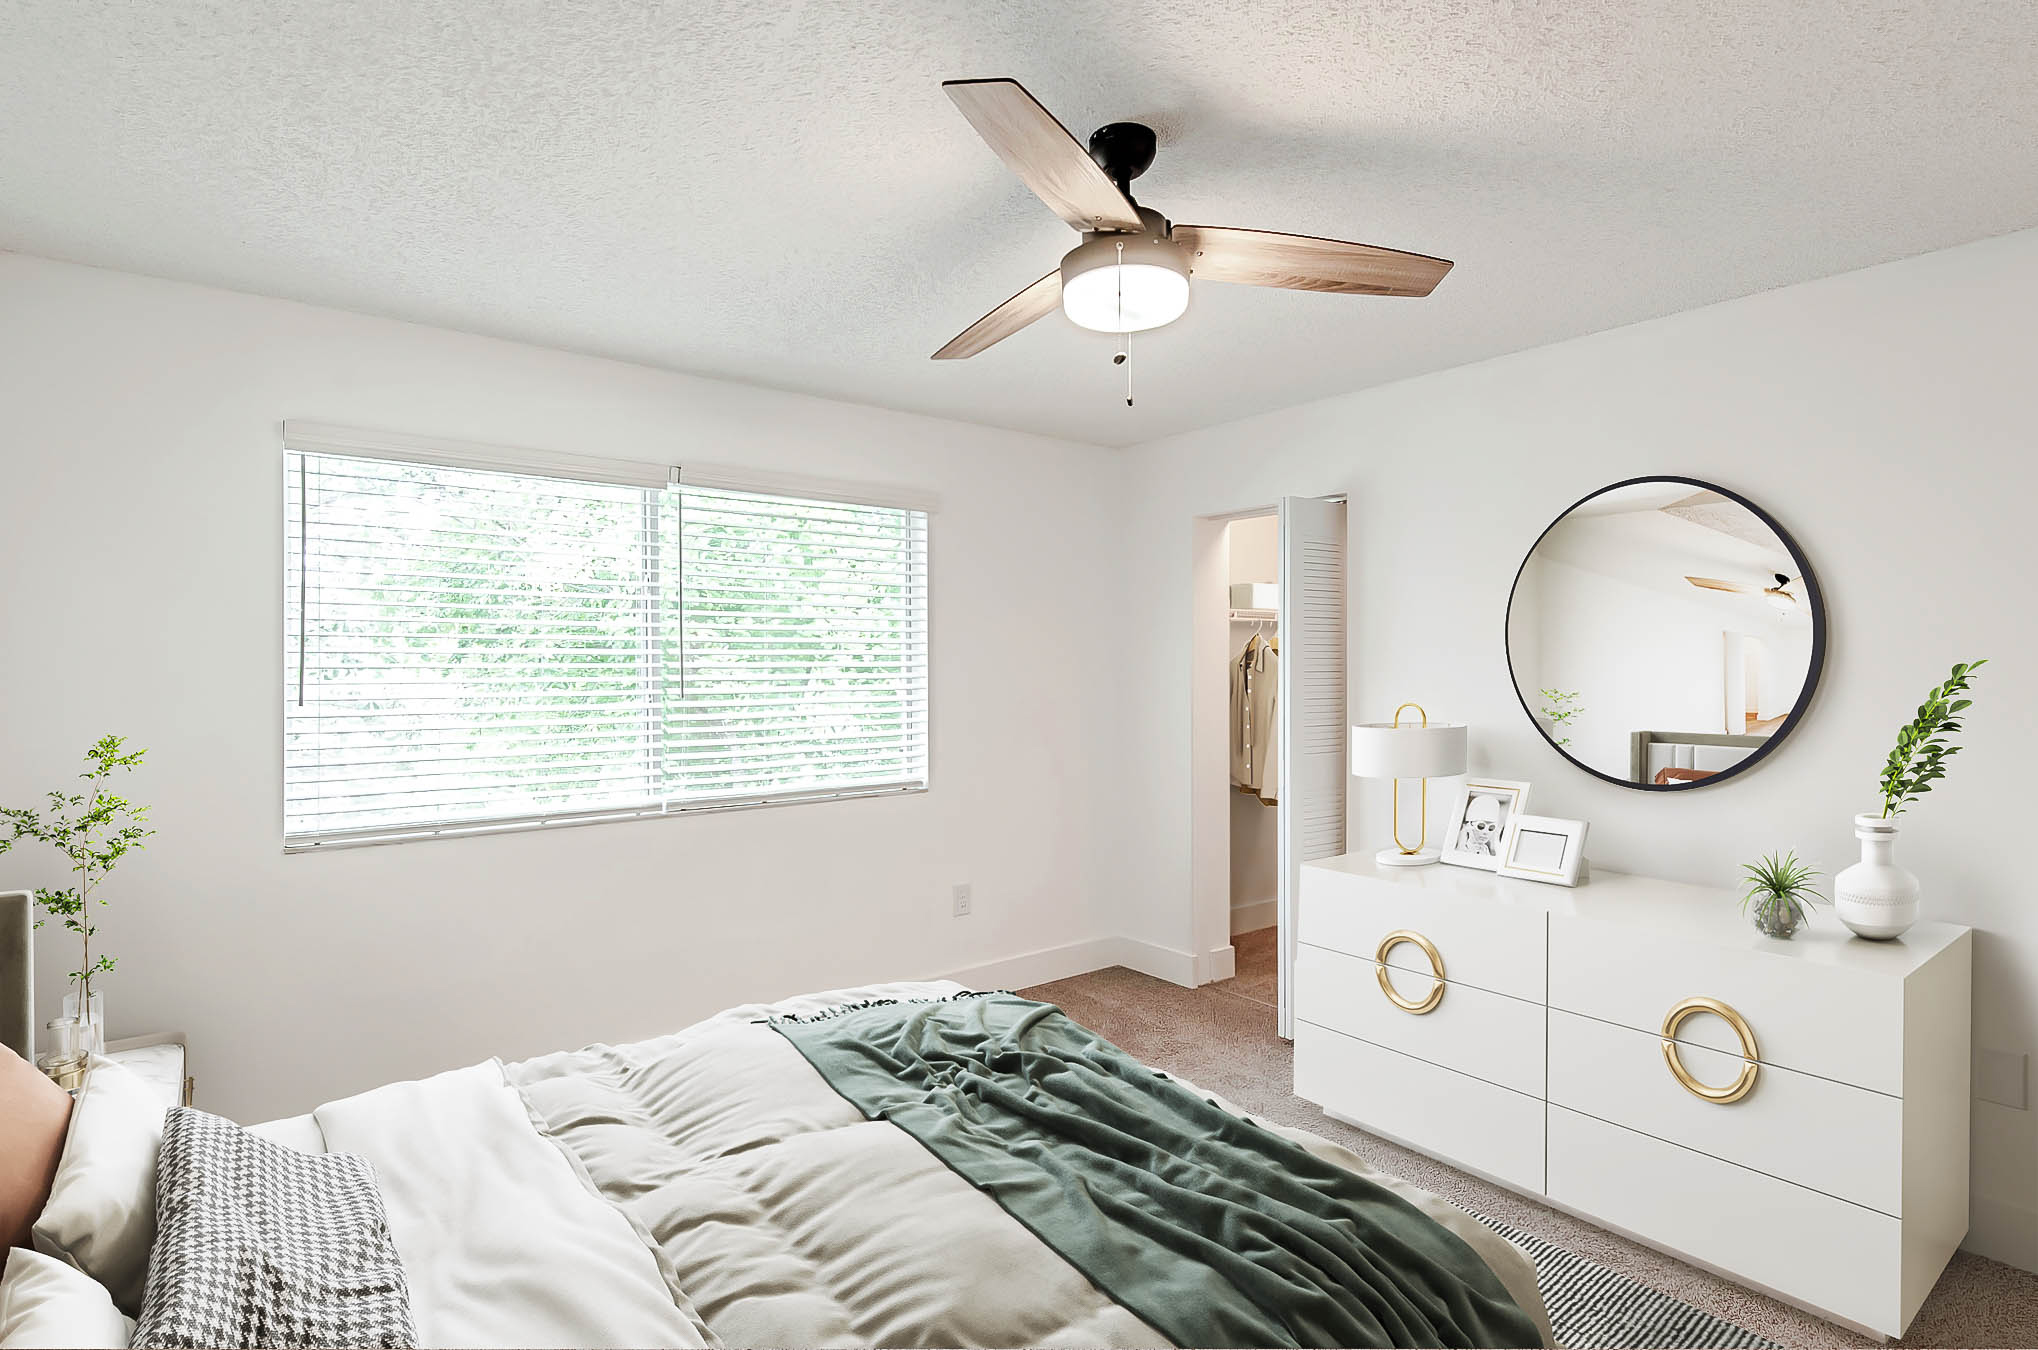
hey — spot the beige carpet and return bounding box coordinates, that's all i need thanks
[1020,928,2038,1349]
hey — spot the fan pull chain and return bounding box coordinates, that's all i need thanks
[1115,240,1124,328]
[1104,240,1134,406]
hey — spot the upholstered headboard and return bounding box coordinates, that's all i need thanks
[1,891,30,1062]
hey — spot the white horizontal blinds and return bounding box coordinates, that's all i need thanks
[286,453,665,842]
[666,486,929,801]
[284,444,931,848]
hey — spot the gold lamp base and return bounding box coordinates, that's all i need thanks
[1382,704,1441,866]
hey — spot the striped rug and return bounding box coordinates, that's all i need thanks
[1474,1212,1780,1349]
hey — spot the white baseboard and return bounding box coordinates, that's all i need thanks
[1196,943,1237,984]
[939,936,1228,995]
[1230,897,1277,935]
[941,938,1126,991]
[1104,936,1199,986]
[1104,936,1233,987]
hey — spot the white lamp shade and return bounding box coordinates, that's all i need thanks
[1350,722,1467,779]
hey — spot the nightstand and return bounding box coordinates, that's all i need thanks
[104,1031,193,1109]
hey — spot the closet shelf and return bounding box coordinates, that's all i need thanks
[1229,608,1278,621]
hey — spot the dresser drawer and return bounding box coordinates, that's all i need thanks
[1300,865,1546,1003]
[1548,916,1906,1095]
[1295,943,1544,1097]
[1548,1105,1901,1335]
[1294,1020,1544,1194]
[1547,1009,1902,1215]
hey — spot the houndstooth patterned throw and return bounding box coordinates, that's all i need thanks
[133,1107,414,1349]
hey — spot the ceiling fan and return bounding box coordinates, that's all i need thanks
[1686,572,1804,614]
[931,78,1453,362]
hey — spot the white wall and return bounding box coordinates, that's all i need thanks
[1226,515,1279,931]
[0,253,1132,1123]
[1113,226,2038,1270]
[1226,514,1278,586]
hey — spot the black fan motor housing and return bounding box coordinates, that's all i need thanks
[1088,122,1158,194]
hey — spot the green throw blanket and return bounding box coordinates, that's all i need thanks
[772,993,1539,1349]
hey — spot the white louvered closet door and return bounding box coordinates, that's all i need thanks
[1276,496,1348,1039]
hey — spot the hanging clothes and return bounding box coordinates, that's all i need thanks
[1250,636,1279,805]
[1230,634,1260,790]
[1230,631,1279,803]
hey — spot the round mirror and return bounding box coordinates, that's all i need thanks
[1506,477,1825,790]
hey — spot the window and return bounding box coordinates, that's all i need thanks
[283,432,930,848]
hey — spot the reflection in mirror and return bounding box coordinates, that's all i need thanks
[1507,479,1823,790]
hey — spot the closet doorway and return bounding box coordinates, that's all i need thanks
[1191,497,1347,1040]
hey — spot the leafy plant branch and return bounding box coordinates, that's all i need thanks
[0,736,153,1018]
[1539,689,1583,749]
[1879,661,1986,818]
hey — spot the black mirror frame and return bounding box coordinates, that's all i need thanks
[1504,475,1827,792]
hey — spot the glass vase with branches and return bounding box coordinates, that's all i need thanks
[0,736,153,1046]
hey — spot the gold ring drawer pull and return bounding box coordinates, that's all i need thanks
[1375,930,1445,1014]
[1661,996,1761,1104]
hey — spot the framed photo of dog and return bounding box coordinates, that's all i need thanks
[1439,779,1532,870]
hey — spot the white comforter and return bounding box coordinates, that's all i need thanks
[284,1062,714,1347]
[253,981,1552,1348]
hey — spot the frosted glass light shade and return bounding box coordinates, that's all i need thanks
[1061,263,1188,332]
[1350,723,1467,779]
[1058,233,1191,334]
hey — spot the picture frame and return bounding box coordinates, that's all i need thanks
[1438,778,1532,871]
[1497,814,1590,887]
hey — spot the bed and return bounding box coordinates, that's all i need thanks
[5,947,1553,1348]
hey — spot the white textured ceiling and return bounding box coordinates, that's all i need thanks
[4,2,2036,447]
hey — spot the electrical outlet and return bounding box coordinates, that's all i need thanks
[951,884,973,917]
[1977,1049,2028,1110]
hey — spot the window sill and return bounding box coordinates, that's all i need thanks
[283,782,929,852]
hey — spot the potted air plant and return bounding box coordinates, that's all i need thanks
[1740,851,1823,940]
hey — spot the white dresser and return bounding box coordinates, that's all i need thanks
[1293,853,1971,1339]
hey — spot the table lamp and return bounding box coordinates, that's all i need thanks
[1350,704,1468,867]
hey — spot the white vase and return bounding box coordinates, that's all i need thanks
[1833,813,1921,940]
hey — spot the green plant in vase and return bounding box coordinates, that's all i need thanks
[1740,851,1823,940]
[1539,689,1583,748]
[1837,659,1986,940]
[1877,660,1985,819]
[0,736,153,1051]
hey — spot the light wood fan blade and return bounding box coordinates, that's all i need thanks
[932,271,1062,360]
[1170,225,1452,296]
[1686,576,1759,594]
[944,79,1144,234]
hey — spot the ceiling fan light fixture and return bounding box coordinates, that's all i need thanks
[931,80,1452,362]
[1058,234,1189,333]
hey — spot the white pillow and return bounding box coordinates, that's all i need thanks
[0,1248,133,1348]
[30,1056,164,1315]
